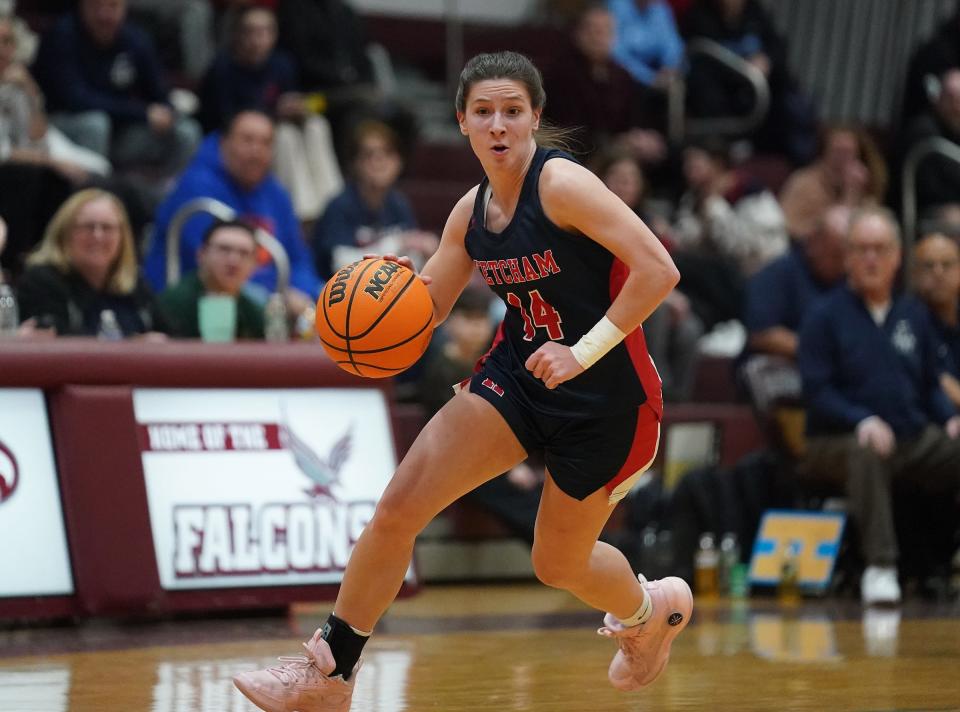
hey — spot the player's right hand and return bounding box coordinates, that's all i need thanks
[525,342,584,390]
[362,253,433,285]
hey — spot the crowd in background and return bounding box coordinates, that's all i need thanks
[1,0,960,604]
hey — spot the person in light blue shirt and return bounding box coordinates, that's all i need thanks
[608,0,684,88]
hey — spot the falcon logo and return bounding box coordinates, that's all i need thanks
[279,408,352,501]
[0,439,19,505]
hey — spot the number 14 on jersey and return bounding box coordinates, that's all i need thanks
[507,289,564,341]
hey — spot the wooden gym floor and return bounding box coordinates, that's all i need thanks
[2,583,959,711]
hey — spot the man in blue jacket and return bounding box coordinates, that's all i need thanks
[145,110,321,314]
[33,0,200,178]
[798,207,960,606]
[744,204,849,360]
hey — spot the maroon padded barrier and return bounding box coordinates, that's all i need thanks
[0,339,381,389]
[0,340,398,620]
[48,386,161,616]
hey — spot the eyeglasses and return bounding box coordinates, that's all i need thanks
[73,221,121,235]
[848,242,896,256]
[207,242,256,260]
[916,258,960,271]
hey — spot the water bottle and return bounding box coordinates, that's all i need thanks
[719,532,740,595]
[97,309,123,341]
[295,305,318,341]
[778,539,802,606]
[694,532,719,599]
[264,292,289,342]
[0,283,18,337]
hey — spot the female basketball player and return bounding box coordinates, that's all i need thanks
[234,51,693,712]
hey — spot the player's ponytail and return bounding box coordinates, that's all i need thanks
[455,51,579,153]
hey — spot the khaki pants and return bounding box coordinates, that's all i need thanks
[802,425,960,566]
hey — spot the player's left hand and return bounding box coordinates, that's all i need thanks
[525,342,584,390]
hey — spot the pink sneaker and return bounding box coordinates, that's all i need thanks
[233,630,359,712]
[598,575,693,691]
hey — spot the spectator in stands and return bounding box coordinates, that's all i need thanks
[199,6,296,132]
[683,0,816,164]
[608,0,684,90]
[900,68,960,213]
[312,120,437,279]
[127,0,215,82]
[157,218,265,339]
[417,286,543,545]
[199,5,342,222]
[913,232,960,409]
[673,137,787,277]
[743,204,849,360]
[544,2,667,163]
[780,124,886,241]
[16,188,168,337]
[594,148,702,400]
[0,213,52,337]
[901,6,960,125]
[798,207,960,606]
[276,0,373,97]
[33,0,201,180]
[0,14,111,180]
[145,110,322,316]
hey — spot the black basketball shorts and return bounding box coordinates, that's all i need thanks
[464,363,660,502]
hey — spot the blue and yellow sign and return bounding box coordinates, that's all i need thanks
[749,510,846,590]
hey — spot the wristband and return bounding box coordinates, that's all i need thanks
[569,316,626,369]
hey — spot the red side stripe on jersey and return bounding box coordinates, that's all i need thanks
[606,403,661,493]
[473,318,506,373]
[609,259,663,418]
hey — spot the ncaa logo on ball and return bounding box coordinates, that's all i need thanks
[0,439,20,505]
[364,261,403,301]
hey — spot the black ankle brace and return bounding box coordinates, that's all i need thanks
[321,614,369,680]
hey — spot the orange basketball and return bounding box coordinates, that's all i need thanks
[315,258,435,378]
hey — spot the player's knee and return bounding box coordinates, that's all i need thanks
[530,546,580,590]
[366,492,428,541]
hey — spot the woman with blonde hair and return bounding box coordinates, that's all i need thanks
[16,189,167,337]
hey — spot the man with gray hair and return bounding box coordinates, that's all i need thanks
[798,207,960,606]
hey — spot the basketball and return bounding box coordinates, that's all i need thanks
[315,258,435,378]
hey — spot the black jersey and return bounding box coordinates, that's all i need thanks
[464,147,662,419]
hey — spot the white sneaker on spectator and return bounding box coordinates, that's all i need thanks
[861,566,901,606]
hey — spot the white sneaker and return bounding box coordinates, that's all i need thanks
[861,566,901,606]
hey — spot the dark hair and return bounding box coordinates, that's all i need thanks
[201,218,258,246]
[816,123,888,202]
[220,108,275,136]
[450,285,492,317]
[573,0,612,30]
[682,136,731,167]
[455,51,577,151]
[589,146,643,182]
[349,119,400,163]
